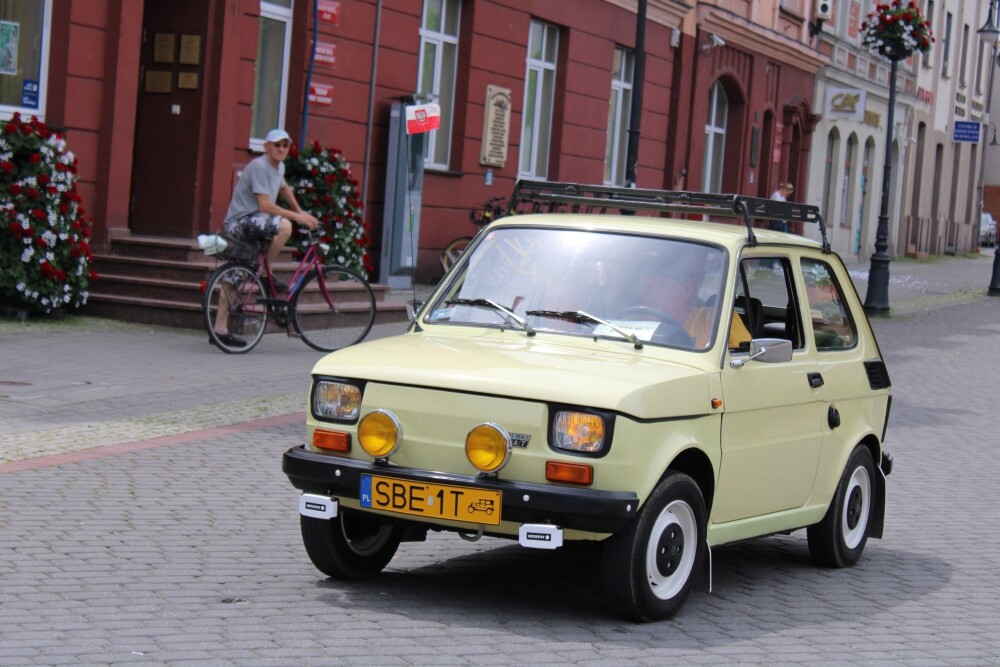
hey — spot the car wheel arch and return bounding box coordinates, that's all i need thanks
[663,447,716,515]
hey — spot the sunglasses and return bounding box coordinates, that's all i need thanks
[272,141,290,148]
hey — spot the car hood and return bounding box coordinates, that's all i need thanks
[311,331,714,420]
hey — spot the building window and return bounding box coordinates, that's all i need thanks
[941,11,953,76]
[923,0,935,68]
[975,39,985,95]
[604,46,633,186]
[250,0,293,149]
[0,0,51,118]
[958,23,969,88]
[418,0,460,169]
[702,81,728,194]
[519,20,559,179]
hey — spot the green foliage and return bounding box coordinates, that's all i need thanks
[283,140,370,277]
[0,113,96,312]
[861,1,934,60]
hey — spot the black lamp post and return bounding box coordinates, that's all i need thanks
[980,0,1000,296]
[863,53,903,316]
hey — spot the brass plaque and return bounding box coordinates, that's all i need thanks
[179,34,201,65]
[177,72,199,90]
[152,33,175,63]
[144,70,172,94]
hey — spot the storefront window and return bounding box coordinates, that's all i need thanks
[0,0,51,118]
[250,1,293,149]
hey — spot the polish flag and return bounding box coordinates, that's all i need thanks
[405,103,441,134]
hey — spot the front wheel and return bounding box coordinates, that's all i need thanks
[203,263,269,353]
[300,511,402,579]
[807,445,875,567]
[291,266,376,352]
[601,472,707,621]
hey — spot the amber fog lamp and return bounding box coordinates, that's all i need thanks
[358,410,401,459]
[553,411,606,453]
[313,381,362,421]
[465,423,512,473]
[313,429,350,452]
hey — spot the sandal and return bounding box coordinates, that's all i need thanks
[216,332,247,348]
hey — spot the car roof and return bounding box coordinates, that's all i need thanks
[489,212,825,254]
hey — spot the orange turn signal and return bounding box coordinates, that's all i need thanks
[313,429,350,452]
[545,461,594,485]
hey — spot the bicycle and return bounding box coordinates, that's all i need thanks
[201,226,376,354]
[439,195,507,271]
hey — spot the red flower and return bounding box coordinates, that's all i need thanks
[10,183,22,196]
[36,237,47,249]
[32,208,46,221]
[27,188,40,199]
[29,153,42,163]
[38,173,50,185]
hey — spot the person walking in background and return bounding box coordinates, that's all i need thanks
[768,182,794,233]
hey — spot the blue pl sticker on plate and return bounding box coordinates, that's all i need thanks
[359,474,372,507]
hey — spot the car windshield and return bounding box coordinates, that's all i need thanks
[424,226,726,351]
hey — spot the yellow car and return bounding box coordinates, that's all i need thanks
[283,181,893,622]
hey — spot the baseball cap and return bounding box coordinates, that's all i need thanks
[265,128,290,144]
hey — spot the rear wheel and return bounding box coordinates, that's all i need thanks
[602,472,707,621]
[291,266,376,352]
[808,445,875,567]
[203,263,269,353]
[300,510,402,579]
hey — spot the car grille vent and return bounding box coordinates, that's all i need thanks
[864,360,891,390]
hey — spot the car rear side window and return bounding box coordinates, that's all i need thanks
[801,258,856,350]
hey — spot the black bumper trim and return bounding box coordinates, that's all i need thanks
[282,445,639,534]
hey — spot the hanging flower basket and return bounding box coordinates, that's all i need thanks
[283,141,371,278]
[0,113,96,314]
[861,1,935,61]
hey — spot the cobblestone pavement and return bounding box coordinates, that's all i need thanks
[1,252,999,665]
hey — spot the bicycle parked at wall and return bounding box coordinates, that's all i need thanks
[200,226,376,354]
[439,195,507,271]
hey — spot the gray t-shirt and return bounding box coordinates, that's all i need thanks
[224,155,286,224]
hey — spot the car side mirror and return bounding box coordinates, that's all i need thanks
[730,338,793,368]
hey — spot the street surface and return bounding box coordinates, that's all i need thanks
[1,253,999,665]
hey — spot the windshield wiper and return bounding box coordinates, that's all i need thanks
[446,297,535,336]
[525,309,643,349]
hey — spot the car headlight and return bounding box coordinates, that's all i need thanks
[358,409,401,459]
[466,423,512,474]
[312,380,362,422]
[552,410,606,453]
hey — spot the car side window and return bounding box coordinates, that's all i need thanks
[801,258,856,350]
[730,257,804,351]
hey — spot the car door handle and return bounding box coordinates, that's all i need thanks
[807,372,824,388]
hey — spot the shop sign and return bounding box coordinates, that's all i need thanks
[319,1,340,26]
[953,121,981,143]
[825,87,866,121]
[309,83,333,108]
[315,40,336,68]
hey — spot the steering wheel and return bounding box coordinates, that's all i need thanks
[614,306,694,347]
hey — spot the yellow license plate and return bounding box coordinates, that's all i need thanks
[360,474,501,526]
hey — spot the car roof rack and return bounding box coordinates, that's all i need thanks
[505,180,830,252]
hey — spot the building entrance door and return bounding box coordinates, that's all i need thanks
[129,0,210,237]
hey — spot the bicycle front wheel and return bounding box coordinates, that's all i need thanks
[291,266,376,352]
[440,236,472,271]
[203,263,269,353]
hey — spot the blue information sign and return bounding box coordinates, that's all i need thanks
[21,79,39,108]
[953,121,982,143]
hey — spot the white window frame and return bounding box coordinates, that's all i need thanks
[0,0,53,120]
[417,0,461,170]
[519,20,559,180]
[249,1,293,152]
[604,46,634,186]
[702,81,728,194]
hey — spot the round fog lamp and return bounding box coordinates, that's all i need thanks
[465,423,512,473]
[358,410,401,459]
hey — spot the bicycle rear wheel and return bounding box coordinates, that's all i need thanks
[203,263,269,353]
[440,236,472,271]
[291,266,376,352]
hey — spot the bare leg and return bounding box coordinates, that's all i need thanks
[268,218,293,266]
[213,282,236,335]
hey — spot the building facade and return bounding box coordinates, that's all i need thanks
[5,0,990,301]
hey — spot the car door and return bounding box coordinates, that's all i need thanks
[713,255,824,523]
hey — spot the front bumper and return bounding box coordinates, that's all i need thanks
[282,445,639,534]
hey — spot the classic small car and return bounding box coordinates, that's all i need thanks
[283,181,893,621]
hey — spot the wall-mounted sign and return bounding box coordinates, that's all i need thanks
[153,33,175,63]
[405,103,440,134]
[318,1,340,26]
[825,87,866,121]
[309,82,333,108]
[953,121,982,143]
[179,34,201,66]
[315,40,336,68]
[21,79,38,108]
[480,85,511,167]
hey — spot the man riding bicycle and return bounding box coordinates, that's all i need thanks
[213,128,319,347]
